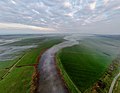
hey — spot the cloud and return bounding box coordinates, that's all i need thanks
[89,1,96,10]
[0,0,120,34]
[10,0,16,5]
[65,12,74,18]
[63,1,72,8]
[104,0,109,5]
[0,22,55,31]
[32,9,40,14]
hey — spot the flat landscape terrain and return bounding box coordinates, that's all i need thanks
[0,0,119,93]
[0,34,120,93]
[0,34,64,93]
[57,35,120,93]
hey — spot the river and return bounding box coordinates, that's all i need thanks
[37,35,84,93]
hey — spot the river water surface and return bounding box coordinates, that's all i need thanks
[37,35,86,93]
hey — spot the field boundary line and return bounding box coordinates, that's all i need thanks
[1,53,26,79]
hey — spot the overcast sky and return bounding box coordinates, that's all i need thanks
[0,0,120,34]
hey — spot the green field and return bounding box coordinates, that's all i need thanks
[16,38,63,66]
[0,37,63,93]
[0,59,19,79]
[0,35,120,93]
[0,66,34,93]
[58,40,113,92]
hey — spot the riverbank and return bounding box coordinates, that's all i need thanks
[37,35,82,93]
[0,36,64,93]
[88,55,120,93]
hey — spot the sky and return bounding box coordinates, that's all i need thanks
[0,0,120,34]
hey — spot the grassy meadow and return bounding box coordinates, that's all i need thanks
[57,36,120,93]
[0,36,63,93]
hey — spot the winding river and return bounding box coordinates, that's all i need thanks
[37,35,82,93]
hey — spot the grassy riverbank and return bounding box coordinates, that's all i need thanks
[0,36,64,93]
[57,36,120,93]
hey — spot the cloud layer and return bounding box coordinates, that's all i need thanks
[0,23,54,31]
[0,0,120,34]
